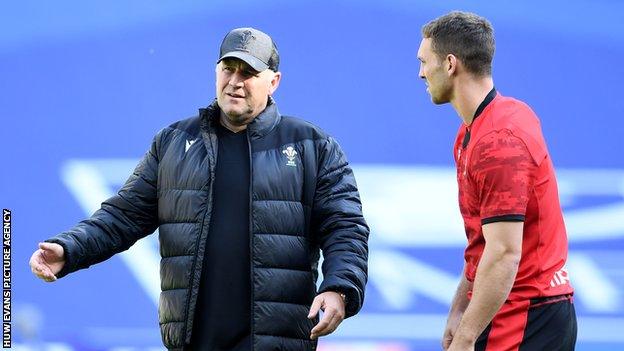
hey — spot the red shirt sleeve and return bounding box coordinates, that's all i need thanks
[469,129,537,224]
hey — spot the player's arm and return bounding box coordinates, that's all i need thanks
[449,221,523,349]
[442,267,473,350]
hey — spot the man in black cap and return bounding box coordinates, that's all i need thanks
[29,27,369,350]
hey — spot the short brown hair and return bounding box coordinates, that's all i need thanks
[422,11,495,76]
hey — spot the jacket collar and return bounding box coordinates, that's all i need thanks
[199,96,281,140]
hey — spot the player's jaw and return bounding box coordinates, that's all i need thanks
[425,75,452,105]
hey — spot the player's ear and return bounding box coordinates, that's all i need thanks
[446,54,457,76]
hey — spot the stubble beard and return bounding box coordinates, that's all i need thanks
[431,83,452,105]
[222,109,254,127]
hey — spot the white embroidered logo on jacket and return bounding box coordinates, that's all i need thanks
[282,146,298,167]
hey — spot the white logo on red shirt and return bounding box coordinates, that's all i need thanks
[550,267,571,287]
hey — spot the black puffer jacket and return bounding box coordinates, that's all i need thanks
[48,99,369,350]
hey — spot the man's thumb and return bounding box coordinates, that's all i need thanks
[38,242,60,256]
[308,297,323,319]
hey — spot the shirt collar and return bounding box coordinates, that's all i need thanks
[472,87,497,123]
[461,87,497,149]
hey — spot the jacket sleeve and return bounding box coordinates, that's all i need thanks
[313,136,369,318]
[46,129,166,278]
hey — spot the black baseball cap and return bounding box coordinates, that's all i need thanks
[218,27,280,72]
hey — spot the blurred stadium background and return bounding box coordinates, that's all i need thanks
[2,1,624,350]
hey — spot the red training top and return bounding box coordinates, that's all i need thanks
[454,89,573,300]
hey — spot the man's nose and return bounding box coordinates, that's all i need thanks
[228,73,245,87]
[418,67,425,80]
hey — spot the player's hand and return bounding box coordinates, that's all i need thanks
[307,291,346,339]
[29,242,65,282]
[442,312,463,350]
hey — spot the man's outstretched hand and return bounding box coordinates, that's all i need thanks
[29,242,65,282]
[308,291,346,340]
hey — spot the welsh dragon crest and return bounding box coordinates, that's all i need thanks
[282,146,298,167]
[240,30,256,48]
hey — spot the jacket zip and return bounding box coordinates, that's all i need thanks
[183,130,217,345]
[247,131,255,350]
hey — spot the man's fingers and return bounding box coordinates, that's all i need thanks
[31,251,48,271]
[31,265,41,276]
[29,252,45,274]
[32,268,51,281]
[39,268,57,282]
[44,274,57,282]
[30,250,57,282]
[309,292,347,339]
[38,242,54,251]
[310,321,329,339]
[310,309,332,334]
[325,308,344,334]
[307,296,323,319]
[310,307,337,339]
[33,265,52,279]
[322,313,340,336]
[38,242,62,259]
[311,311,341,339]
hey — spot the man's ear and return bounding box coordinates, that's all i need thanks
[269,71,281,95]
[446,54,458,76]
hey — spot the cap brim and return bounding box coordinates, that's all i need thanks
[218,51,269,72]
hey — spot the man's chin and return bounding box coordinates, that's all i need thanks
[223,110,243,118]
[221,110,255,126]
[221,108,247,120]
[431,95,449,105]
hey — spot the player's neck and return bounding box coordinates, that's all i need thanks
[451,76,494,126]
